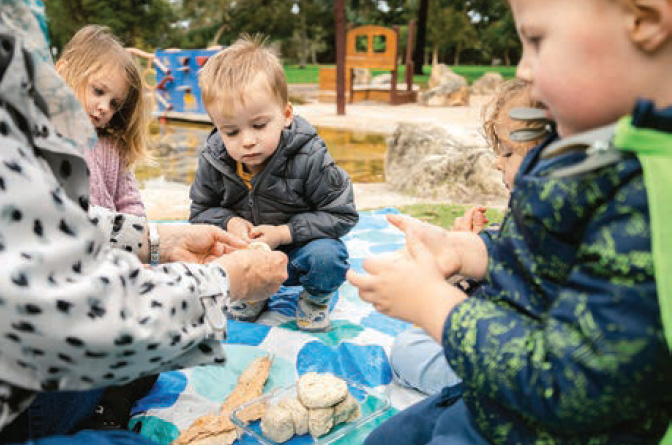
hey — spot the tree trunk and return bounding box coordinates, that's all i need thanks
[454,42,461,66]
[432,46,438,66]
[413,0,429,75]
[299,14,308,68]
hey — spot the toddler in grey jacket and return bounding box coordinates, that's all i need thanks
[190,35,358,331]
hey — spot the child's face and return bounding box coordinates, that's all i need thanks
[495,146,525,192]
[511,0,643,137]
[210,80,293,176]
[84,67,128,129]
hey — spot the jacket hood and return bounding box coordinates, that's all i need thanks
[203,115,317,165]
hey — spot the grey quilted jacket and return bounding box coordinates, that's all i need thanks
[189,115,359,249]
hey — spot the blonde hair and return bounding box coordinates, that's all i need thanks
[56,25,148,168]
[199,34,288,116]
[481,79,546,156]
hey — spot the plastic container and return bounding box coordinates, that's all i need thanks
[230,375,390,444]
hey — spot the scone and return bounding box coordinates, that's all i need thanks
[333,393,361,425]
[277,397,309,436]
[308,406,335,437]
[260,403,294,443]
[297,373,348,409]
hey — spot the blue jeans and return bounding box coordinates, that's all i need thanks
[364,387,490,445]
[390,327,463,395]
[283,238,349,297]
[0,390,158,444]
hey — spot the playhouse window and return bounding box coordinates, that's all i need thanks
[373,35,386,53]
[355,35,368,53]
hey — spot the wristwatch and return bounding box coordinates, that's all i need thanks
[148,223,160,267]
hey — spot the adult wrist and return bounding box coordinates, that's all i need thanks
[148,222,160,266]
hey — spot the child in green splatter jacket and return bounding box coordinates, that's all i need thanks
[348,0,672,443]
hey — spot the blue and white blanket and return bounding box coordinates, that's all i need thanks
[130,209,424,444]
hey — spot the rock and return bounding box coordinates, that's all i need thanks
[471,72,504,95]
[385,123,508,203]
[418,65,469,107]
[428,64,464,89]
[370,73,392,86]
[352,68,372,86]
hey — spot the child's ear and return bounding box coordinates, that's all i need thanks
[627,0,672,52]
[283,102,294,127]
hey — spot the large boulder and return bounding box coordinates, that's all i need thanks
[471,72,504,95]
[419,64,469,106]
[385,123,508,203]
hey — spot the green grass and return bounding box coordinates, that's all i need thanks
[283,64,516,86]
[397,203,504,230]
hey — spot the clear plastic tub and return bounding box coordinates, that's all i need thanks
[230,375,391,444]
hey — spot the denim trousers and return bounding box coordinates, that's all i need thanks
[0,389,159,444]
[282,238,349,297]
[390,327,463,395]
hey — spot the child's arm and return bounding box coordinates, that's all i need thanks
[285,140,359,244]
[442,178,667,432]
[115,169,146,217]
[189,155,242,230]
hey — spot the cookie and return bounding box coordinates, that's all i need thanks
[308,406,335,438]
[248,241,271,251]
[333,393,360,425]
[277,397,309,436]
[297,373,348,409]
[260,403,294,443]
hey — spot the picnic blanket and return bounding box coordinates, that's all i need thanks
[129,208,425,444]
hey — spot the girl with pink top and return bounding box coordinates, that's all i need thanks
[56,25,148,217]
[54,25,152,429]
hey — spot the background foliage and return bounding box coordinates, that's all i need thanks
[45,0,520,67]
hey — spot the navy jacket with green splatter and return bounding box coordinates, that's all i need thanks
[443,101,672,444]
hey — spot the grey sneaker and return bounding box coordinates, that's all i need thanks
[227,299,267,322]
[296,291,332,332]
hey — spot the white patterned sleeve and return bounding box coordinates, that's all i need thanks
[0,118,231,392]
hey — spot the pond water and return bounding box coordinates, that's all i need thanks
[135,122,388,187]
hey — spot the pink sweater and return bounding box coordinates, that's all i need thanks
[84,136,146,217]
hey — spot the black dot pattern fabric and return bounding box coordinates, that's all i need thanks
[0,15,231,431]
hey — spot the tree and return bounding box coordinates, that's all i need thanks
[45,0,176,52]
[179,0,234,47]
[413,0,428,74]
[481,9,520,65]
[426,2,477,66]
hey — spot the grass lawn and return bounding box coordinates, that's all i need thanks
[397,203,505,230]
[284,64,516,87]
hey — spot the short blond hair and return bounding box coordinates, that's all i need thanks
[481,79,546,156]
[56,25,149,168]
[199,34,288,116]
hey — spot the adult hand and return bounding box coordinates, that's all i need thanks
[347,228,466,342]
[452,206,488,233]
[249,224,292,249]
[215,249,288,302]
[159,224,248,263]
[386,214,489,280]
[227,217,255,243]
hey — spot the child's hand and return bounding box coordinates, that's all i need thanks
[249,224,292,249]
[452,206,488,233]
[346,228,466,342]
[227,217,254,242]
[387,214,489,280]
[386,214,461,278]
